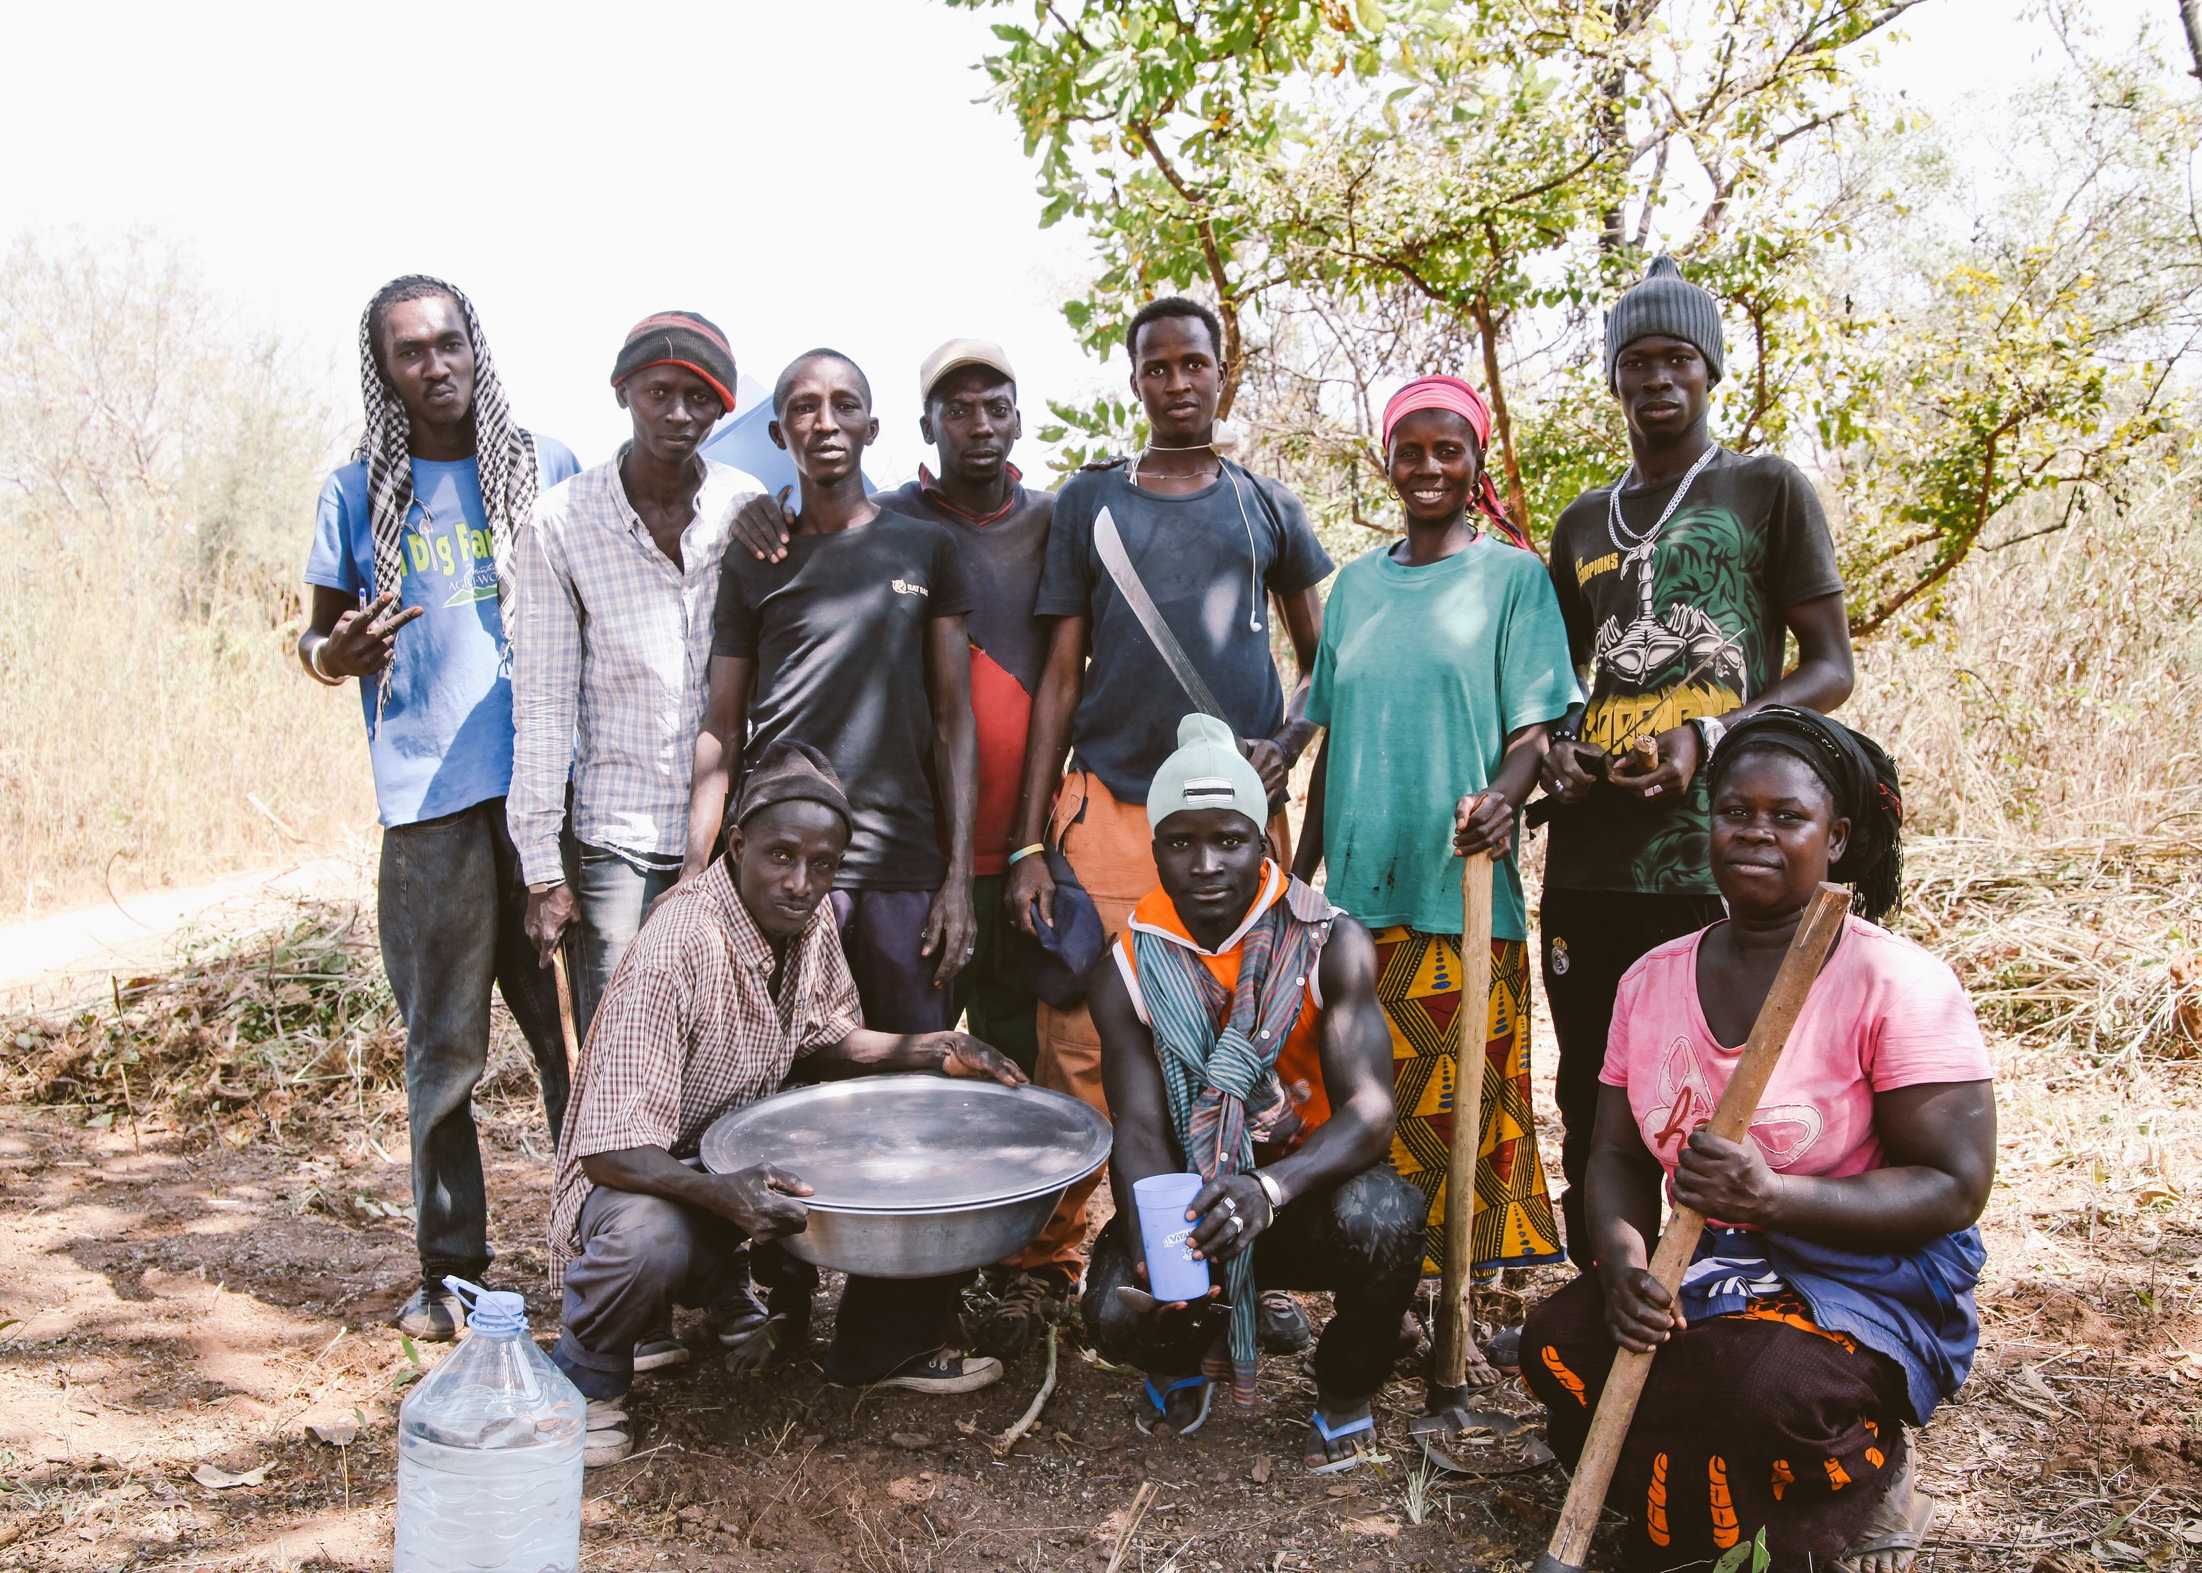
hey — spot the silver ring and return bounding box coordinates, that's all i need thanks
[1220,1196,1238,1215]
[1226,1214,1244,1235]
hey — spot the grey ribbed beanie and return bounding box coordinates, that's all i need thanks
[1604,255,1725,387]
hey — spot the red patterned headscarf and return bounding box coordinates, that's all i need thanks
[1380,375,1530,548]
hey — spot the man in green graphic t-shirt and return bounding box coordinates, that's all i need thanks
[1537,255,1856,1264]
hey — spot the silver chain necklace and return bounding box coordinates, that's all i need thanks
[1607,442,1721,570]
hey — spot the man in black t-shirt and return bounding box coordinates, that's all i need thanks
[1537,256,1856,1263]
[684,350,979,1037]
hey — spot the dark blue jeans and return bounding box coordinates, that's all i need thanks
[379,796,568,1290]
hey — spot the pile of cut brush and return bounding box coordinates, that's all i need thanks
[0,899,405,1141]
[1900,833,2202,1062]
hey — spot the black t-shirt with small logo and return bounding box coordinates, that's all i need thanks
[1543,449,1842,896]
[713,508,974,890]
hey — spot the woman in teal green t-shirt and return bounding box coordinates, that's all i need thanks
[1294,376,1581,1377]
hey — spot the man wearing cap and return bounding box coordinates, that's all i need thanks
[685,350,980,1039]
[1537,255,1855,1263]
[511,312,765,1041]
[550,742,1024,1467]
[719,339,1062,1356]
[1080,714,1424,1472]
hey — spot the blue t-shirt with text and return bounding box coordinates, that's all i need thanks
[303,440,581,826]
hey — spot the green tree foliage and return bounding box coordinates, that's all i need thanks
[953,0,2200,630]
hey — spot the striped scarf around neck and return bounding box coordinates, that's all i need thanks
[354,279,540,733]
[1134,874,1330,1411]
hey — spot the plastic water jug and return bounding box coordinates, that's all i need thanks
[393,1279,585,1573]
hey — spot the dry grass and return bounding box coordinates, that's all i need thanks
[0,233,375,921]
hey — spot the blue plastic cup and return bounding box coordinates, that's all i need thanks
[1133,1172,1211,1303]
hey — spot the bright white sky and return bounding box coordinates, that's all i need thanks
[0,0,2171,486]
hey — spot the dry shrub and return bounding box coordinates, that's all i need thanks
[0,899,403,1134]
[1850,469,2202,1061]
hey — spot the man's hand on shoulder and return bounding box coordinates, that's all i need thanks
[700,1162,813,1239]
[730,489,796,563]
[924,1031,1028,1087]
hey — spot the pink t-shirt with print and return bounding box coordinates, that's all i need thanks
[1601,915,1993,1180]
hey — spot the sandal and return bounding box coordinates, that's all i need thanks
[1306,1408,1377,1475]
[1136,1374,1212,1437]
[1835,1450,1936,1572]
[1484,1324,1521,1374]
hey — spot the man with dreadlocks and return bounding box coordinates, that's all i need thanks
[299,276,581,1341]
[1080,714,1426,1474]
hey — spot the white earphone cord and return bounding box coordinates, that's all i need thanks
[1134,440,1264,634]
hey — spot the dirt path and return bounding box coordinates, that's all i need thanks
[0,856,369,1010]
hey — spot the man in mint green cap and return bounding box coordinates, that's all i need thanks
[1078,714,1426,1473]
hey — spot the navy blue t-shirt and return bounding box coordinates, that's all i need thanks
[1036,461,1333,802]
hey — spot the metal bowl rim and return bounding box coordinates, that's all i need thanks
[696,1075,1112,1208]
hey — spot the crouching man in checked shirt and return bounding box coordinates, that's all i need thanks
[547,742,1025,1467]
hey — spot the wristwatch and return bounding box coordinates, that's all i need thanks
[1691,715,1728,757]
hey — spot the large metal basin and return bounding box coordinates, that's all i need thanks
[698,1076,1111,1279]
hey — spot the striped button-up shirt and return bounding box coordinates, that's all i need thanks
[547,858,861,1284]
[510,452,764,886]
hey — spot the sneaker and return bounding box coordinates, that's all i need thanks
[710,1287,776,1376]
[632,1317,691,1373]
[972,1268,1070,1359]
[1257,1289,1312,1354]
[583,1397,633,1468]
[394,1283,466,1342]
[873,1349,1003,1396]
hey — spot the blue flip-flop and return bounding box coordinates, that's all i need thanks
[1307,1408,1377,1474]
[1137,1374,1212,1437]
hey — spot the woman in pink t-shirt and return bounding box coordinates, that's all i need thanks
[1520,707,1995,1573]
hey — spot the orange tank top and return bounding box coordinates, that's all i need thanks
[1113,861,1333,1139]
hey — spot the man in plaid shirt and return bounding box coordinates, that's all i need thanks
[549,742,1025,1467]
[511,312,766,1039]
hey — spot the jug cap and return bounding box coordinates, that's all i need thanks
[442,1276,528,1338]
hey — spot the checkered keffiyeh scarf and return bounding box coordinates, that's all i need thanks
[354,280,540,732]
[1136,889,1328,1411]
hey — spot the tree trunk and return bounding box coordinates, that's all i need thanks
[1473,296,1533,538]
[2180,0,2202,83]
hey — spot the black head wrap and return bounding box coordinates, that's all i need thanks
[1705,705,1905,924]
[734,740,852,836]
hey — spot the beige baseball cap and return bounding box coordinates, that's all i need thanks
[918,338,1017,402]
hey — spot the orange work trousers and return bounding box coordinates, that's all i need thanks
[1005,770,1292,1279]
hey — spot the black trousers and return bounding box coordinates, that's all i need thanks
[1080,1165,1427,1401]
[1540,886,1725,1264]
[1523,1273,1907,1571]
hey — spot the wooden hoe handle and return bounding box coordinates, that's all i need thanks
[1533,882,1850,1573]
[550,945,583,1080]
[1434,852,1496,1390]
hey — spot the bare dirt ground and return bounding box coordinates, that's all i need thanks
[2,893,2200,1573]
